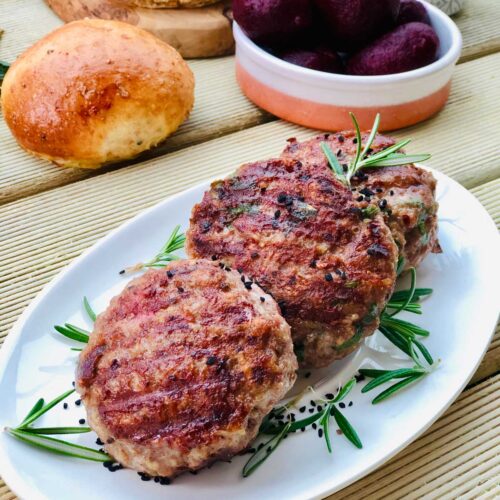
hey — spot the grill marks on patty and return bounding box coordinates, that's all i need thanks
[186,158,398,368]
[77,260,296,457]
[282,131,440,269]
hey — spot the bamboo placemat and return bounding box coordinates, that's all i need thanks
[0,0,499,497]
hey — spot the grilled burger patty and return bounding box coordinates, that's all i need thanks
[186,158,398,368]
[76,259,296,477]
[282,131,440,269]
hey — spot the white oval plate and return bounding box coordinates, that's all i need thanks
[0,168,498,500]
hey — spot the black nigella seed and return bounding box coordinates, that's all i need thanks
[325,393,334,400]
[119,269,125,275]
[356,196,364,202]
[266,446,272,454]
[309,408,314,414]
[305,372,311,378]
[258,443,264,450]
[261,187,266,194]
[318,429,324,438]
[335,269,346,279]
[336,149,342,157]
[339,402,346,409]
[139,473,151,482]
[312,423,317,430]
[277,193,287,203]
[353,138,358,144]
[338,135,345,143]
[274,210,281,219]
[260,297,265,302]
[63,403,68,409]
[96,438,104,446]
[389,190,394,196]
[299,406,306,413]
[379,199,388,210]
[154,477,160,483]
[79,418,86,425]
[376,187,383,193]
[317,405,323,412]
[244,281,252,290]
[103,461,113,469]
[72,381,75,387]
[301,427,306,432]
[160,477,171,485]
[251,252,259,259]
[355,373,366,382]
[206,356,217,366]
[325,273,333,282]
[241,275,246,283]
[177,286,184,293]
[75,399,81,406]
[310,259,317,269]
[349,401,353,407]
[211,255,217,261]
[166,270,173,278]
[360,187,374,197]
[310,400,316,407]
[342,164,348,173]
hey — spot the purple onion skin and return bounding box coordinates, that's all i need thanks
[233,0,313,47]
[397,0,431,25]
[347,22,440,76]
[313,0,401,50]
[281,47,344,73]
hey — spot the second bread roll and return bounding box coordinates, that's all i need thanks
[1,19,195,169]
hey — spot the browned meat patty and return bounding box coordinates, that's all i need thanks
[282,131,441,270]
[186,158,398,368]
[76,259,296,477]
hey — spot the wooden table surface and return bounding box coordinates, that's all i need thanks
[0,0,499,498]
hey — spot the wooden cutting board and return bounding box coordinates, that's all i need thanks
[45,0,234,58]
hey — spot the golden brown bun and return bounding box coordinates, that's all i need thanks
[0,19,194,169]
[116,0,219,7]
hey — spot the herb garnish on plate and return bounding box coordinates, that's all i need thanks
[321,113,431,186]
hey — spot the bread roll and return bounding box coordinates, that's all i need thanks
[1,19,194,169]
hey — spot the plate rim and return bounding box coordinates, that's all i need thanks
[0,166,498,500]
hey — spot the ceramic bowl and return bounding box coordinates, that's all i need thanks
[234,1,462,131]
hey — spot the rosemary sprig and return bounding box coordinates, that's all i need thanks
[360,342,434,404]
[381,268,433,364]
[54,297,95,346]
[144,225,185,269]
[243,378,361,476]
[5,389,111,462]
[321,113,431,186]
[5,429,109,462]
[122,225,186,274]
[360,268,437,403]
